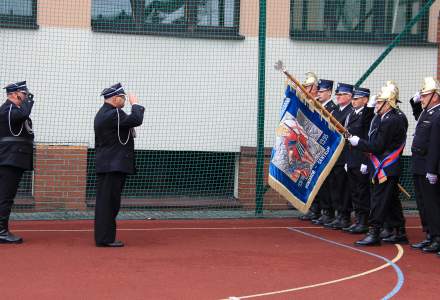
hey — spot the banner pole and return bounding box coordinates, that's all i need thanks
[274,61,348,136]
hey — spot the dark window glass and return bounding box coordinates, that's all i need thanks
[290,0,429,44]
[0,0,38,29]
[92,0,241,38]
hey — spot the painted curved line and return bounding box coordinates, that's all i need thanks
[223,228,404,300]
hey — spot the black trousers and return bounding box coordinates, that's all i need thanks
[414,174,440,237]
[413,174,429,233]
[310,193,321,214]
[0,166,24,229]
[316,177,331,212]
[94,172,126,244]
[347,167,370,219]
[328,166,351,217]
[369,176,405,229]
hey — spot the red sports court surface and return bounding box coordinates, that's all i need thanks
[1,216,439,299]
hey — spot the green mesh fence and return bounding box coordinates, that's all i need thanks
[1,0,436,220]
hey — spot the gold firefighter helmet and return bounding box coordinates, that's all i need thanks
[386,80,399,100]
[376,84,398,108]
[303,72,318,87]
[420,77,440,95]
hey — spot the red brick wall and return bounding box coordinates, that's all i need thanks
[34,145,88,210]
[238,146,288,210]
[30,145,286,211]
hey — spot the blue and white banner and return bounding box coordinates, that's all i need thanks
[269,84,345,213]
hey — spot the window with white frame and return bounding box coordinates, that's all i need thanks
[92,0,241,38]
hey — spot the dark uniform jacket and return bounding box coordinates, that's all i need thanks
[0,98,34,170]
[410,99,440,175]
[323,99,337,113]
[357,108,407,179]
[94,103,145,174]
[346,106,374,168]
[332,103,353,167]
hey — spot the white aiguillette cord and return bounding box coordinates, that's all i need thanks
[116,108,130,146]
[8,104,23,137]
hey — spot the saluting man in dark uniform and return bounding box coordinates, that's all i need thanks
[94,83,144,247]
[324,83,353,230]
[409,77,440,254]
[302,79,337,223]
[0,81,34,244]
[343,87,374,234]
[348,83,408,246]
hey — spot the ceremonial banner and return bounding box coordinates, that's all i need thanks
[269,85,345,213]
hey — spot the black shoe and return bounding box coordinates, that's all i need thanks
[299,211,320,221]
[325,218,350,230]
[96,240,124,248]
[313,214,334,225]
[310,212,321,221]
[382,227,409,244]
[311,215,323,225]
[382,234,409,244]
[356,228,381,246]
[411,239,432,249]
[379,227,393,239]
[0,230,23,244]
[349,224,369,234]
[324,218,340,229]
[422,241,440,253]
[338,219,351,230]
[342,223,357,232]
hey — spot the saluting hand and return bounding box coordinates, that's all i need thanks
[367,95,377,107]
[412,92,421,103]
[127,93,138,105]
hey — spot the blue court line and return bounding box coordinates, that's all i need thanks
[288,228,404,299]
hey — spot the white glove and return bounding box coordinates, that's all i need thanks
[360,164,368,174]
[367,95,377,107]
[426,173,438,185]
[348,135,360,146]
[412,92,421,103]
[344,164,347,172]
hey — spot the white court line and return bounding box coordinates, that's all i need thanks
[11,225,422,232]
[13,226,290,232]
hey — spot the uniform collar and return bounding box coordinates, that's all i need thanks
[354,107,364,114]
[103,102,116,109]
[5,98,19,108]
[339,104,350,111]
[381,109,392,120]
[322,98,333,107]
[427,103,440,112]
